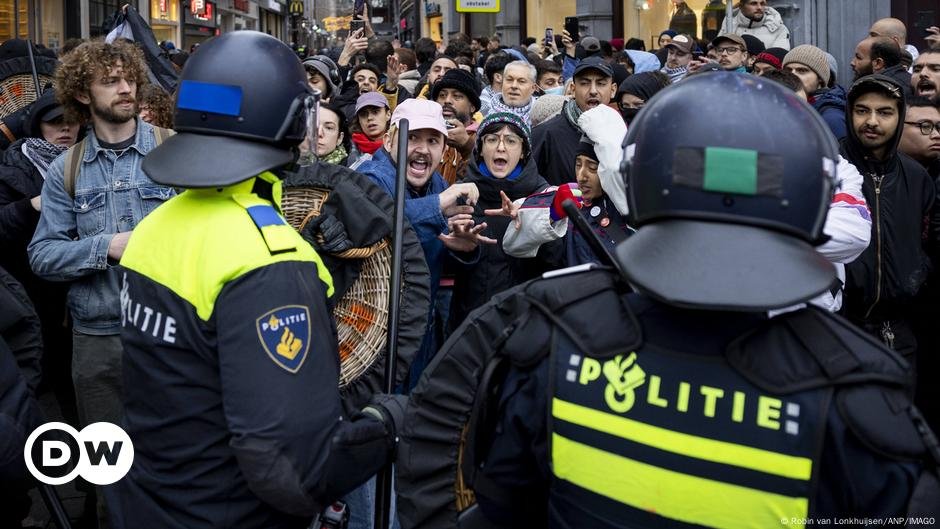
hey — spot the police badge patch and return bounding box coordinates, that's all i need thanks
[256,305,311,373]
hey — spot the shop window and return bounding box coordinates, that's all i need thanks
[0,0,29,41]
[41,0,65,48]
[89,0,120,36]
[152,0,180,23]
[629,0,726,48]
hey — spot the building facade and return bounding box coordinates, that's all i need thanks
[0,0,287,51]
[433,0,937,88]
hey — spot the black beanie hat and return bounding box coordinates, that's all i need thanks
[741,34,765,57]
[575,135,598,162]
[616,72,667,102]
[430,68,482,113]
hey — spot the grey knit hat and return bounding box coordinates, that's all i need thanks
[530,94,568,127]
[782,45,830,87]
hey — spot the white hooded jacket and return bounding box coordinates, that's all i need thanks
[718,6,791,50]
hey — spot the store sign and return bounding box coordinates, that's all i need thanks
[233,0,249,12]
[288,0,303,15]
[159,0,167,13]
[192,1,213,20]
[456,0,498,12]
[322,15,352,31]
[186,0,217,25]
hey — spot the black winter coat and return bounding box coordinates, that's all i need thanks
[0,141,70,356]
[0,139,42,258]
[841,75,940,323]
[448,156,565,332]
[531,103,581,187]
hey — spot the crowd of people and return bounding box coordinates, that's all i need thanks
[1,1,940,527]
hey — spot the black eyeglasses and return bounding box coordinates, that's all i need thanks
[904,121,940,135]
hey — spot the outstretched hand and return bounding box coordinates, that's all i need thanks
[439,213,497,252]
[926,26,940,50]
[483,190,521,229]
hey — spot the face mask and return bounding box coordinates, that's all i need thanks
[621,107,640,124]
[543,85,565,96]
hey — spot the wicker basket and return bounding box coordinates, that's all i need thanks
[281,185,393,388]
[0,74,51,117]
[0,55,59,118]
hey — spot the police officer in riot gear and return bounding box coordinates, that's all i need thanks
[107,31,404,529]
[409,73,940,528]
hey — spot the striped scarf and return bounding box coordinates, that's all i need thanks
[488,95,533,125]
[563,98,584,130]
[661,65,688,84]
[21,138,67,180]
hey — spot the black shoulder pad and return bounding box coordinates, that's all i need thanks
[726,308,910,394]
[500,268,640,367]
[836,385,933,462]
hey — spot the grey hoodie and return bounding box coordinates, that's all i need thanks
[398,69,421,94]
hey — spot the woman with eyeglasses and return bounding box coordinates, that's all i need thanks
[446,112,566,332]
[493,104,633,268]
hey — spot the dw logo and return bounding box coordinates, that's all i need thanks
[24,422,134,485]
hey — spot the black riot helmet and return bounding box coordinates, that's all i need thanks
[143,31,318,188]
[616,72,838,311]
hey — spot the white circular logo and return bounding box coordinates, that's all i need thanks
[24,422,134,485]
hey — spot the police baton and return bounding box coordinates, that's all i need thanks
[39,483,73,529]
[374,117,410,529]
[25,39,42,97]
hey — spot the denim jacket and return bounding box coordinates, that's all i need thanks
[28,120,175,335]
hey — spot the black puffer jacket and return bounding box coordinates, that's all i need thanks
[840,75,940,323]
[448,156,565,332]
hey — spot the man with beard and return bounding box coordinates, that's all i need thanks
[710,34,749,72]
[357,99,490,383]
[486,61,538,123]
[851,37,912,99]
[912,50,940,100]
[899,96,940,178]
[431,68,482,184]
[660,34,694,83]
[717,0,791,50]
[532,56,617,186]
[841,75,939,363]
[27,39,175,525]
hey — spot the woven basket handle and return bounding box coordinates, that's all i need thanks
[300,205,391,259]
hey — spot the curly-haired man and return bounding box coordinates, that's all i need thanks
[27,39,175,524]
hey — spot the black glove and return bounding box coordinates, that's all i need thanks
[301,214,354,254]
[362,393,407,439]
